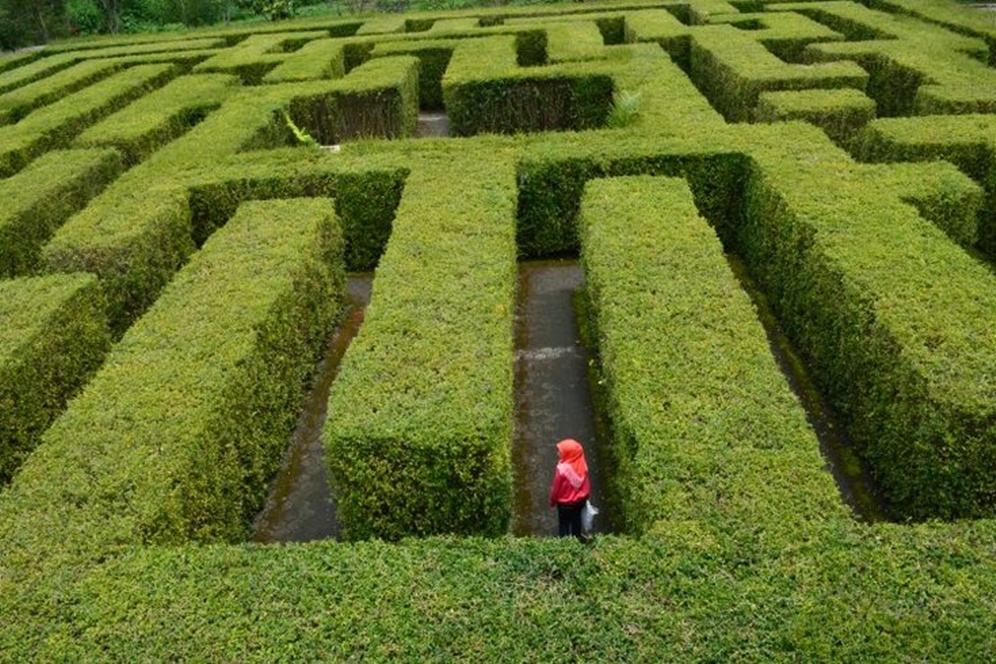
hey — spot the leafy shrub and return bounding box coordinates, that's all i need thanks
[605,89,640,128]
[247,0,296,21]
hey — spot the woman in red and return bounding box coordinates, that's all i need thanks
[549,438,591,539]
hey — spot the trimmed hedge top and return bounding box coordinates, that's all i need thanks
[2,0,996,659]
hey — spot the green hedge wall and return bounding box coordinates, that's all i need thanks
[0,273,109,484]
[0,62,177,177]
[688,24,867,123]
[73,73,240,166]
[855,114,996,256]
[288,56,420,145]
[40,183,196,335]
[772,1,901,42]
[262,38,347,83]
[1,2,995,659]
[323,150,517,541]
[704,9,845,63]
[446,73,614,136]
[0,59,120,125]
[13,520,992,660]
[605,42,726,136]
[754,88,876,146]
[193,31,329,84]
[41,63,414,333]
[864,160,984,250]
[622,8,691,68]
[579,175,847,537]
[738,123,996,521]
[0,50,44,78]
[47,36,226,59]
[544,21,608,63]
[371,39,455,110]
[516,143,748,257]
[187,164,406,271]
[0,148,122,277]
[443,35,613,136]
[801,16,996,117]
[0,197,344,587]
[0,53,77,95]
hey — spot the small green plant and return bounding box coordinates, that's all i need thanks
[282,110,321,149]
[607,90,641,128]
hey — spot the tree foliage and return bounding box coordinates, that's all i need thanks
[0,0,69,50]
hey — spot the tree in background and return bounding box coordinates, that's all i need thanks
[3,0,357,48]
[241,0,295,21]
[0,0,69,50]
[67,0,234,34]
[94,0,128,33]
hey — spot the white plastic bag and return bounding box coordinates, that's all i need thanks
[581,500,599,532]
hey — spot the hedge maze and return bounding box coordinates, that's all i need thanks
[1,0,995,658]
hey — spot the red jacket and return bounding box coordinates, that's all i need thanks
[549,466,590,506]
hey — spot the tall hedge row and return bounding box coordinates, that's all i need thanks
[323,150,517,541]
[262,38,347,83]
[287,55,420,145]
[0,273,109,484]
[738,124,996,520]
[41,184,196,335]
[754,87,876,145]
[606,42,726,136]
[863,160,984,250]
[0,53,77,95]
[688,24,867,123]
[371,39,455,110]
[2,522,983,661]
[41,62,414,333]
[0,197,345,590]
[187,163,406,271]
[516,143,747,257]
[0,2,994,659]
[193,31,329,84]
[579,175,847,537]
[801,16,996,117]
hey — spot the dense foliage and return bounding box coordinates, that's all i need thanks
[1,0,995,659]
[1,1,561,50]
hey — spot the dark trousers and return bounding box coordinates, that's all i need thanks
[557,499,586,540]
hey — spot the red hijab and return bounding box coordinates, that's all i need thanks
[556,439,588,489]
